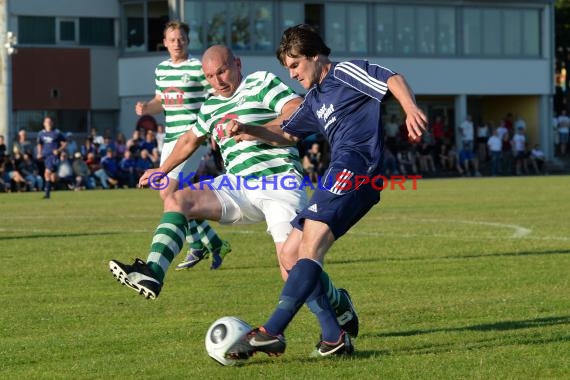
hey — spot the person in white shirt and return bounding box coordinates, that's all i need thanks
[487,128,502,176]
[511,127,527,175]
[460,115,474,152]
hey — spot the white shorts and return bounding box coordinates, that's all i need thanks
[160,140,208,181]
[207,174,308,243]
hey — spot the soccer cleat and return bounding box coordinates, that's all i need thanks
[210,240,232,270]
[108,258,162,299]
[311,331,354,358]
[175,248,209,270]
[225,327,286,360]
[337,288,359,338]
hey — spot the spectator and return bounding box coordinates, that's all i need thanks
[476,121,490,162]
[459,115,475,153]
[57,151,75,189]
[458,143,481,176]
[501,130,513,175]
[553,111,560,155]
[438,144,452,172]
[417,141,436,174]
[135,148,155,178]
[431,115,445,151]
[81,137,98,159]
[558,109,569,156]
[514,115,526,131]
[65,132,79,156]
[0,135,6,160]
[141,130,160,165]
[90,128,104,145]
[397,146,418,175]
[85,151,110,189]
[511,127,527,175]
[72,152,95,190]
[127,129,144,157]
[12,129,33,156]
[302,142,325,183]
[2,154,26,191]
[155,124,166,155]
[100,148,120,188]
[115,133,128,158]
[384,114,400,150]
[487,128,502,176]
[529,144,546,174]
[18,152,43,191]
[382,145,398,175]
[119,150,138,188]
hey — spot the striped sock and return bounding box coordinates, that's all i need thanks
[320,271,349,315]
[147,212,188,282]
[187,220,206,251]
[196,220,223,252]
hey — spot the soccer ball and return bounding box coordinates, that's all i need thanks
[205,316,251,366]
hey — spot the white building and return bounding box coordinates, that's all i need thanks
[1,0,556,157]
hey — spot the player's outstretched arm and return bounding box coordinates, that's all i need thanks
[135,94,163,116]
[138,130,205,187]
[387,74,428,141]
[226,120,298,146]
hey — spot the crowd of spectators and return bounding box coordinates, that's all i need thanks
[0,110,555,194]
[296,111,549,182]
[0,124,165,193]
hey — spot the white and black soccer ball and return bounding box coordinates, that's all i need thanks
[205,316,251,366]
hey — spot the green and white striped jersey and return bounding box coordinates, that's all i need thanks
[194,71,303,178]
[154,57,211,143]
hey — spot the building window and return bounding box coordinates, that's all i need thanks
[281,2,304,31]
[122,0,169,53]
[437,7,456,55]
[463,7,540,57]
[79,18,115,46]
[185,0,274,52]
[325,3,367,54]
[417,7,436,55]
[57,18,79,45]
[375,6,395,54]
[18,16,56,45]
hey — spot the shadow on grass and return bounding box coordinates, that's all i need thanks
[328,248,570,265]
[374,315,570,338]
[0,231,122,241]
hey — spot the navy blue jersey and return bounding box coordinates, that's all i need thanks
[283,60,395,173]
[37,129,66,158]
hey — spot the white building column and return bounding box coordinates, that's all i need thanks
[454,94,467,150]
[0,0,9,148]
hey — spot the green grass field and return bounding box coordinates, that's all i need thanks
[1,176,569,379]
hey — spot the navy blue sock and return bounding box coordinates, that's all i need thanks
[306,281,342,343]
[45,181,52,197]
[264,258,322,336]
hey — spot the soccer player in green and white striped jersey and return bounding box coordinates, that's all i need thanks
[109,46,359,339]
[134,21,230,271]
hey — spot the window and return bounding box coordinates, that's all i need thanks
[206,2,227,46]
[417,8,436,54]
[325,3,367,54]
[80,18,115,46]
[122,0,169,53]
[18,16,56,45]
[482,9,501,56]
[462,7,540,57]
[184,1,204,50]
[281,2,303,30]
[57,18,78,44]
[437,8,456,55]
[395,6,415,55]
[375,6,395,54]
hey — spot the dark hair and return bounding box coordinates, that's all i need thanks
[276,24,331,65]
[163,20,189,38]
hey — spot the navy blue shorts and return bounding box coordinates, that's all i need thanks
[291,162,382,239]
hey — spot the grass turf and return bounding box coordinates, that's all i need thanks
[1,176,569,379]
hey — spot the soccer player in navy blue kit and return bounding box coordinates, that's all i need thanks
[226,24,428,359]
[36,116,67,199]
